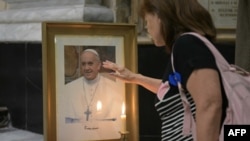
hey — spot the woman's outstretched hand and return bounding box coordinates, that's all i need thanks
[103,60,162,93]
[102,60,137,83]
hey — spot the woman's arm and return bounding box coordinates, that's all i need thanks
[187,68,222,141]
[103,60,162,93]
[133,73,162,93]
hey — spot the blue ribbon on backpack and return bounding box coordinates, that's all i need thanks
[168,72,182,86]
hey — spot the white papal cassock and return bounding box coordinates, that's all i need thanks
[57,73,124,141]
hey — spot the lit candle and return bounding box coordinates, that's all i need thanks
[121,102,126,132]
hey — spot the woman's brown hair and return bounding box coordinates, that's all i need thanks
[139,0,216,52]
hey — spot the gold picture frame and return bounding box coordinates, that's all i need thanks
[42,22,139,141]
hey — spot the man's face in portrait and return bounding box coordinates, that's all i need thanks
[80,51,101,80]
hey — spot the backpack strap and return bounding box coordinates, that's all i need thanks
[182,32,231,70]
[171,32,230,138]
[171,42,194,136]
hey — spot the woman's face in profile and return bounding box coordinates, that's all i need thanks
[144,13,166,47]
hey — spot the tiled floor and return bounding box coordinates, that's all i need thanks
[0,126,43,141]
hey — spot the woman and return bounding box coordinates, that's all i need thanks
[103,0,227,140]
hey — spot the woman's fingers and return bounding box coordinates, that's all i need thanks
[103,60,124,72]
[102,60,114,70]
[102,60,135,83]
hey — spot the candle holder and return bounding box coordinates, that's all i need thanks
[119,131,129,141]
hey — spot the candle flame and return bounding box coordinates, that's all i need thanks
[97,100,102,111]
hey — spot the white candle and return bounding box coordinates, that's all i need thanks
[121,102,126,132]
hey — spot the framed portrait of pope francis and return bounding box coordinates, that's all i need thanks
[42,22,139,141]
